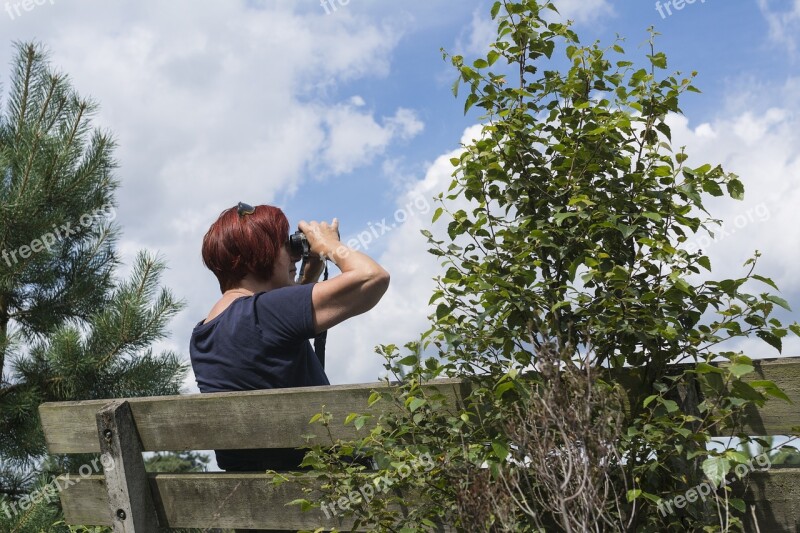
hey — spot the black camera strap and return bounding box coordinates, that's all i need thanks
[313,261,330,369]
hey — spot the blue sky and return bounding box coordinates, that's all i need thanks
[1,0,799,393]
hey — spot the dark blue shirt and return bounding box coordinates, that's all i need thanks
[189,283,329,470]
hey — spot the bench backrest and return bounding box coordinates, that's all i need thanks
[38,359,800,531]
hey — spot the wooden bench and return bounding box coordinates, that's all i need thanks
[38,358,800,531]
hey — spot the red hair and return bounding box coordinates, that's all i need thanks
[201,204,289,292]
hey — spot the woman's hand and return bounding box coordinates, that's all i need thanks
[298,218,341,258]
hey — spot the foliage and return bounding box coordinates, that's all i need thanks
[0,42,189,532]
[144,451,210,473]
[295,1,800,532]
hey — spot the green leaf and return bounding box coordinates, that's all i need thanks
[766,295,792,311]
[753,274,779,290]
[464,93,479,114]
[660,399,679,413]
[368,391,381,407]
[626,489,642,502]
[757,331,783,353]
[702,456,731,487]
[487,50,500,66]
[726,178,745,200]
[495,381,516,398]
[553,211,577,225]
[729,498,746,513]
[649,52,667,69]
[286,498,314,512]
[491,441,509,462]
[397,355,418,366]
[750,380,791,403]
[354,415,368,431]
[408,397,426,412]
[617,224,637,239]
[728,363,755,379]
[432,207,444,223]
[696,362,723,374]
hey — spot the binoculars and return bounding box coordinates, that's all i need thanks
[287,231,310,259]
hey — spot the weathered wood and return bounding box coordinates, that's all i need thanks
[95,400,159,532]
[40,379,469,454]
[738,358,800,436]
[608,357,800,436]
[56,469,800,531]
[60,473,364,530]
[740,468,800,532]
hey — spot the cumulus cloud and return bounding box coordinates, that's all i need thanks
[550,0,614,25]
[758,0,800,53]
[318,103,423,175]
[456,9,499,58]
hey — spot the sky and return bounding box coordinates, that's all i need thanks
[1,0,799,395]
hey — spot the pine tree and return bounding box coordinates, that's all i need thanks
[0,43,189,530]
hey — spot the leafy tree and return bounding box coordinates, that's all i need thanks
[144,451,210,473]
[0,43,188,532]
[295,1,800,531]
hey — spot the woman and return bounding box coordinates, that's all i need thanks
[189,202,390,472]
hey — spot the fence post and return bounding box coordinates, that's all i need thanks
[96,400,159,532]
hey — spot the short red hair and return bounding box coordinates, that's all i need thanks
[201,204,289,292]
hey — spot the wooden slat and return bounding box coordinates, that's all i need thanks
[39,379,469,453]
[60,473,359,530]
[58,469,800,532]
[738,358,800,436]
[740,468,800,532]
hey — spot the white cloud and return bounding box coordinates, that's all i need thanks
[318,104,423,175]
[666,95,800,297]
[456,9,498,57]
[550,0,614,25]
[758,0,800,53]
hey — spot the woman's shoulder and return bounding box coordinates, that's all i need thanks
[252,283,314,307]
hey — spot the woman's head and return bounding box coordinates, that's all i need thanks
[201,204,291,292]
